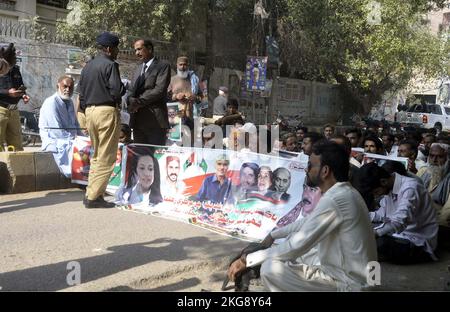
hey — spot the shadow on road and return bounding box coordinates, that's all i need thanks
[0,236,242,291]
[0,190,84,214]
[146,277,202,291]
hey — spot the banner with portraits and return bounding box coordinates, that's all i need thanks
[114,144,307,241]
[69,139,413,241]
[351,148,409,169]
[71,136,123,194]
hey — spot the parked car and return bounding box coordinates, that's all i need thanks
[395,103,450,132]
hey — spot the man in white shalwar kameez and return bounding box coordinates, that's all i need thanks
[228,142,377,291]
[39,76,83,177]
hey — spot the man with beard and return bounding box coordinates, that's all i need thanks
[160,156,186,198]
[167,56,203,124]
[417,133,436,162]
[322,124,335,140]
[276,132,324,226]
[228,142,377,291]
[417,143,450,224]
[39,75,83,177]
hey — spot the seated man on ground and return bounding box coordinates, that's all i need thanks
[358,163,438,264]
[39,75,83,177]
[417,143,450,231]
[215,98,244,136]
[228,142,377,291]
[398,139,427,174]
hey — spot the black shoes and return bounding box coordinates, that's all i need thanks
[83,196,116,209]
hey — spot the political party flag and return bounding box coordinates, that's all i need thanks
[199,158,208,173]
[183,152,195,170]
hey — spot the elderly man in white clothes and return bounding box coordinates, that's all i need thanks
[227,141,377,291]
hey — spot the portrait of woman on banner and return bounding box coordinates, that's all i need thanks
[116,146,163,206]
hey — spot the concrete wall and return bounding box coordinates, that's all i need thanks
[0,36,81,111]
[193,67,343,126]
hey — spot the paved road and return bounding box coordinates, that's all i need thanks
[0,189,247,291]
[1,189,449,292]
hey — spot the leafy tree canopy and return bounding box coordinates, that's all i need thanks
[278,0,450,113]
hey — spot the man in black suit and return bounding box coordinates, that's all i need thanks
[128,39,171,146]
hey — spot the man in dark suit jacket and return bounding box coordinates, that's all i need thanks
[128,39,171,146]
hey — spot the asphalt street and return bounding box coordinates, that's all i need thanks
[1,188,449,292]
[0,189,247,291]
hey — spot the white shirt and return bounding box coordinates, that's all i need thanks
[160,177,186,198]
[247,182,377,291]
[415,158,427,171]
[142,58,154,74]
[417,149,427,162]
[387,145,398,157]
[369,173,438,259]
[121,183,151,206]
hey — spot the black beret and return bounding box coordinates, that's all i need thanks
[96,32,119,47]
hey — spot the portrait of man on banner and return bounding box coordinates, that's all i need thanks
[160,155,187,198]
[116,145,163,206]
[167,102,182,142]
[196,154,233,205]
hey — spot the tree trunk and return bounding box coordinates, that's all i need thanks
[202,0,215,82]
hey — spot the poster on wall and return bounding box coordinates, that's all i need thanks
[245,56,268,92]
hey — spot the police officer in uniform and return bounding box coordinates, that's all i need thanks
[78,32,123,208]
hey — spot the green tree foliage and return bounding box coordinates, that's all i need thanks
[57,0,178,50]
[57,0,449,114]
[278,0,450,114]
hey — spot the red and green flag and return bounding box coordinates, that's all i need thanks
[183,152,195,170]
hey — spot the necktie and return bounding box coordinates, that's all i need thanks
[141,64,147,76]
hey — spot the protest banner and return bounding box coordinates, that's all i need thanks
[362,152,409,169]
[71,136,123,194]
[115,144,307,241]
[71,136,92,185]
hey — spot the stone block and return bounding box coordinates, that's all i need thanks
[34,152,60,191]
[0,160,10,193]
[0,151,35,194]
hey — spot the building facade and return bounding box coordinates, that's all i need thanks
[0,0,68,32]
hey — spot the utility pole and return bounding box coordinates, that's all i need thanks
[250,0,269,124]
